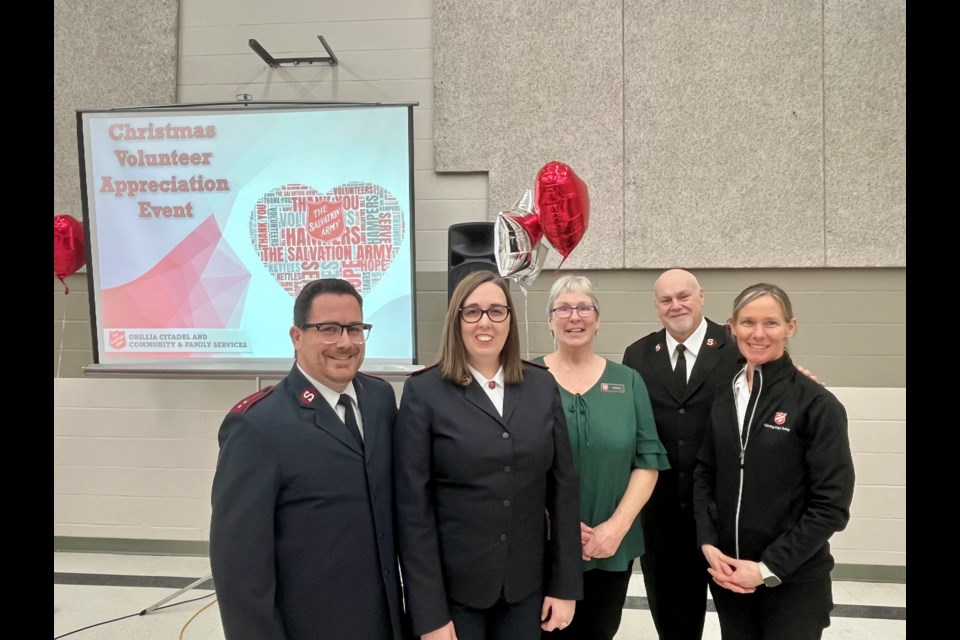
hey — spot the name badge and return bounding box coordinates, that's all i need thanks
[600,383,625,393]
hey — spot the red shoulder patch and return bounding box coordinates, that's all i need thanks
[523,359,549,370]
[408,362,439,377]
[230,386,274,413]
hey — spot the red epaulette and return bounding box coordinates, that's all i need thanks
[230,386,274,413]
[523,359,549,370]
[408,362,440,377]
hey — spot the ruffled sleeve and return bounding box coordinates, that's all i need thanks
[630,368,671,470]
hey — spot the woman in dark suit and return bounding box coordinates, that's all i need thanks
[395,271,583,640]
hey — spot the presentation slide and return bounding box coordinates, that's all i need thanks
[78,103,417,373]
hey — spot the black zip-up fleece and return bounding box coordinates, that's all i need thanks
[693,352,855,583]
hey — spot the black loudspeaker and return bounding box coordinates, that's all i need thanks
[448,222,498,300]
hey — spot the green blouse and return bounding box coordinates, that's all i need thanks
[533,357,670,571]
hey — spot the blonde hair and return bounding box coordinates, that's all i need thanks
[731,283,795,323]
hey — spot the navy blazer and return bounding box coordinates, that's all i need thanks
[394,363,583,636]
[210,365,409,640]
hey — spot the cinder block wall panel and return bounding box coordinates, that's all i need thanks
[53,377,906,565]
[55,467,215,499]
[425,268,906,388]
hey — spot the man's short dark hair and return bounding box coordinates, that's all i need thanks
[293,279,363,326]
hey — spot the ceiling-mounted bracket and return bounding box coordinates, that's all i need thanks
[248,35,339,68]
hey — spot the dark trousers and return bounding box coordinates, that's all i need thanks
[709,576,833,640]
[544,562,633,640]
[639,514,709,640]
[450,588,544,640]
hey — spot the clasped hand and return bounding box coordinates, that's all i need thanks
[580,520,626,561]
[701,544,763,594]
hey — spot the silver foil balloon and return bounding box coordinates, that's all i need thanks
[494,190,545,282]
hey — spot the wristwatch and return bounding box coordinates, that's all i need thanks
[759,561,782,587]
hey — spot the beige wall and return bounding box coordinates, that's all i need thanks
[53,0,905,574]
[434,0,906,270]
[52,366,906,569]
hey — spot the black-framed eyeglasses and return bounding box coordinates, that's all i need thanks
[459,305,511,323]
[550,304,598,318]
[299,322,373,344]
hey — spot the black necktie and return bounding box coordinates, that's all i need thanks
[675,344,687,390]
[338,394,363,447]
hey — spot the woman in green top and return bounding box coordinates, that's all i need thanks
[535,275,670,640]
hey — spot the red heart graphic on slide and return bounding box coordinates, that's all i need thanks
[250,182,406,297]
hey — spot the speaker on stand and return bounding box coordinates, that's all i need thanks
[447,222,498,301]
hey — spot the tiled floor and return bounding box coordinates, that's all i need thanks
[54,552,906,639]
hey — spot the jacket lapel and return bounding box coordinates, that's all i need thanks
[463,378,506,426]
[288,366,363,455]
[501,382,522,425]
[684,320,728,401]
[650,329,684,403]
[354,376,378,460]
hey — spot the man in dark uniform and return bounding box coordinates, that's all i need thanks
[210,278,409,640]
[622,269,739,640]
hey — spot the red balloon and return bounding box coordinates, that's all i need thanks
[509,212,544,248]
[534,161,590,264]
[54,215,86,293]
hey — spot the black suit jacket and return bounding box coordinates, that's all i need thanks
[622,319,740,545]
[394,364,582,636]
[210,365,409,640]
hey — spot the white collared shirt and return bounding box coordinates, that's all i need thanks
[664,317,708,383]
[297,364,363,438]
[466,364,505,416]
[733,367,752,437]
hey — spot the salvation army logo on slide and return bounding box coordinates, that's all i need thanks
[109,330,127,350]
[249,182,406,297]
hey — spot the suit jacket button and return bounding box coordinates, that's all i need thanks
[503,500,511,507]
[504,465,512,472]
[500,534,508,542]
[679,408,686,414]
[501,432,510,439]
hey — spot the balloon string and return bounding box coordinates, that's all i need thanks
[520,285,530,361]
[56,306,67,379]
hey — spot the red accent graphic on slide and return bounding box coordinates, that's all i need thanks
[249,182,406,297]
[102,216,251,329]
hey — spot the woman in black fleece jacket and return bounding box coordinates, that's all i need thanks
[693,283,855,640]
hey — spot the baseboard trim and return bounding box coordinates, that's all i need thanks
[628,559,905,583]
[831,563,905,584]
[54,536,209,556]
[54,536,906,583]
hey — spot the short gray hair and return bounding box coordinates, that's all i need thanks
[546,275,600,318]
